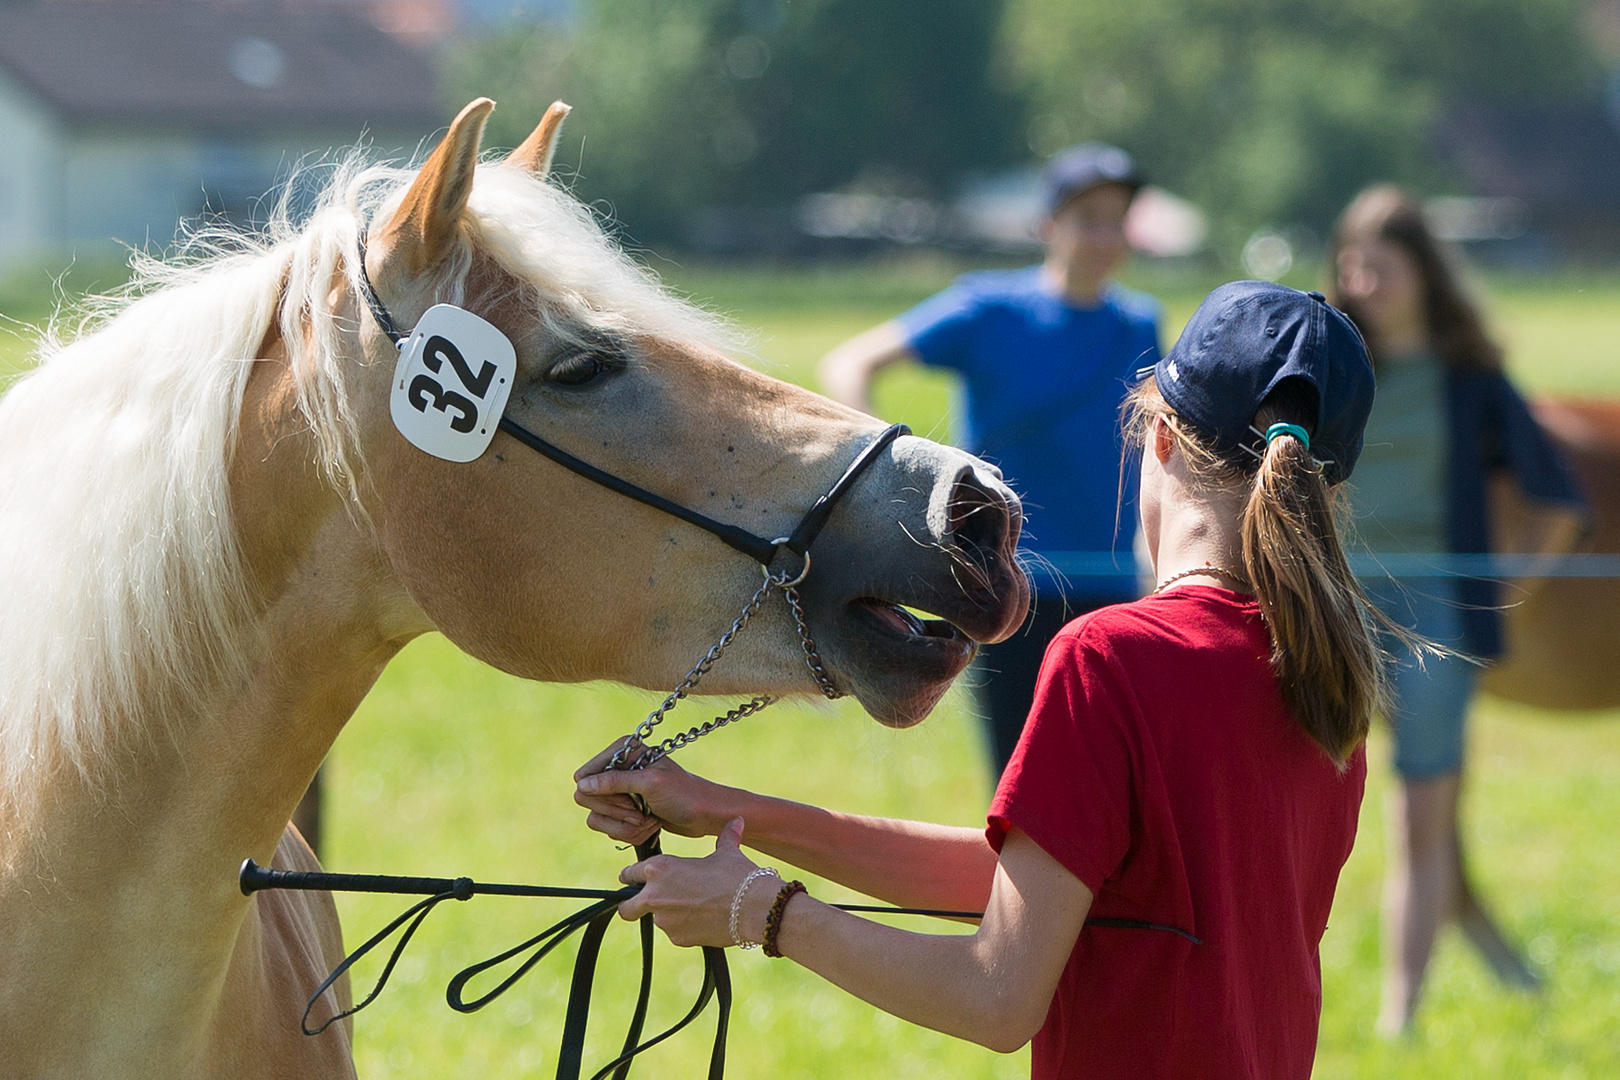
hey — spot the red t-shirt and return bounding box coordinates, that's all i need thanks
[986,587,1365,1079]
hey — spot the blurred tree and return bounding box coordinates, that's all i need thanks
[448,0,1022,247]
[1002,0,1598,254]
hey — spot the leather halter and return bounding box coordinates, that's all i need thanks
[355,233,909,570]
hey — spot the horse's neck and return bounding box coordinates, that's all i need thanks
[149,338,426,865]
[0,579,401,1075]
[9,324,411,846]
[0,344,419,1074]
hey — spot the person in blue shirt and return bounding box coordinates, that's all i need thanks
[819,144,1162,776]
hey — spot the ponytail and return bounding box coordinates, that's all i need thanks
[1242,392,1385,764]
[1126,378,1398,766]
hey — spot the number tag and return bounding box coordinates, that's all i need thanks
[389,304,518,462]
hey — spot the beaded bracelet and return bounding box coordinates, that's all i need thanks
[762,879,806,958]
[728,866,780,949]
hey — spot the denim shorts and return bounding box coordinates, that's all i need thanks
[1364,578,1477,779]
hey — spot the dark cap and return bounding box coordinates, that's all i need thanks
[1150,281,1375,484]
[1042,143,1143,216]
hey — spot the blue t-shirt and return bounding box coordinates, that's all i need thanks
[897,267,1161,599]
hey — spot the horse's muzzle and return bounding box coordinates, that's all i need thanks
[798,444,1031,727]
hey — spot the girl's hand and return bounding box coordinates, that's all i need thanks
[573,738,736,845]
[617,818,773,948]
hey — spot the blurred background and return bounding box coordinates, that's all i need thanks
[0,2,1616,1079]
[2,0,1620,276]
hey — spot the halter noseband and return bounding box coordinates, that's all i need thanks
[355,232,908,571]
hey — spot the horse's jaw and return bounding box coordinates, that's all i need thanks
[808,574,1027,728]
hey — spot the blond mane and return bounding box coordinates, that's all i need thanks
[0,151,732,820]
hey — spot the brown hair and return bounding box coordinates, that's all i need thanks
[1328,184,1502,372]
[1125,376,1394,765]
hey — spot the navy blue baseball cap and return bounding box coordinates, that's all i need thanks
[1043,143,1143,216]
[1149,281,1375,484]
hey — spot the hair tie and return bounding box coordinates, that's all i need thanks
[1264,422,1310,450]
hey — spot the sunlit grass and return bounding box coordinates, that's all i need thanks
[1315,699,1620,1079]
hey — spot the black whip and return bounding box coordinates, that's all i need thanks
[236,833,975,1080]
[240,850,734,1080]
[240,842,1194,1079]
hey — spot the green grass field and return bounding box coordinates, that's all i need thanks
[1,255,1617,1077]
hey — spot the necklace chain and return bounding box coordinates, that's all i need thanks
[1152,563,1247,595]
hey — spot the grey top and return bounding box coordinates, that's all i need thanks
[1348,351,1448,553]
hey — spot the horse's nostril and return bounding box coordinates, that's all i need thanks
[947,467,1016,571]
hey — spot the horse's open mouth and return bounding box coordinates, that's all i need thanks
[833,596,986,728]
[851,597,972,646]
[793,451,1030,729]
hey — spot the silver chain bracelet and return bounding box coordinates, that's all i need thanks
[729,866,781,949]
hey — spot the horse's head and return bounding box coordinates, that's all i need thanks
[346,99,1029,727]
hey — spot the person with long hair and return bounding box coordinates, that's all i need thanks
[576,283,1383,1077]
[1330,185,1587,1034]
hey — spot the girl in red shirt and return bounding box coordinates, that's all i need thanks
[577,282,1393,1077]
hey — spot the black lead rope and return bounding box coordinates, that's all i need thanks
[240,852,1198,1079]
[240,855,726,1080]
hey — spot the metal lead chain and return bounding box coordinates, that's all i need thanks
[630,693,778,770]
[783,584,840,700]
[608,573,779,772]
[608,551,839,772]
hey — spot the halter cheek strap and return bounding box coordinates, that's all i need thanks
[355,232,408,348]
[495,416,906,569]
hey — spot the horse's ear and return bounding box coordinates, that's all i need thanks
[506,101,572,179]
[376,97,495,274]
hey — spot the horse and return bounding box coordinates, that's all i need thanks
[0,99,1029,1079]
[1482,396,1620,710]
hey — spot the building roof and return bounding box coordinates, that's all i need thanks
[0,1,444,131]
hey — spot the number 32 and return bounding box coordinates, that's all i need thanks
[408,335,497,434]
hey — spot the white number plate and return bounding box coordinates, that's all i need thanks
[389,304,518,462]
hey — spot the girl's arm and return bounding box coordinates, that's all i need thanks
[575,741,997,911]
[618,818,1091,1053]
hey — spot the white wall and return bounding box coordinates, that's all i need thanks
[62,129,214,253]
[0,68,64,272]
[7,114,427,267]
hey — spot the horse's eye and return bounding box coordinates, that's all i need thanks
[548,351,613,387]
